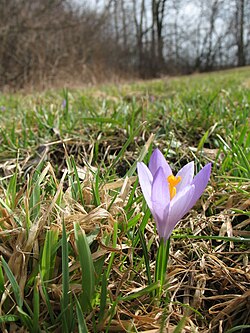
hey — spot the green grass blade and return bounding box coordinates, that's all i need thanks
[133,208,151,247]
[17,306,33,331]
[40,274,55,325]
[29,180,41,223]
[120,281,160,301]
[107,221,118,276]
[0,197,21,226]
[41,229,59,282]
[107,122,145,176]
[1,256,23,308]
[98,271,108,324]
[124,178,139,211]
[61,222,70,332]
[0,315,19,323]
[6,159,18,209]
[71,156,85,206]
[32,277,40,333]
[138,229,152,286]
[75,296,88,333]
[125,134,154,177]
[173,316,187,333]
[80,117,122,125]
[197,129,209,152]
[74,223,95,312]
[0,263,5,295]
[225,325,250,333]
[127,213,142,231]
[92,169,101,206]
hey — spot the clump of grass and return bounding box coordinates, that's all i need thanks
[0,67,249,332]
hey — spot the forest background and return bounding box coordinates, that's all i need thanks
[0,0,249,90]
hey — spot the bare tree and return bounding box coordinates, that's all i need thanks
[235,0,246,66]
[121,0,128,49]
[152,0,167,69]
[132,0,148,74]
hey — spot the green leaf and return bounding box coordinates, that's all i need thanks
[98,271,107,323]
[92,169,101,206]
[17,306,33,331]
[133,208,151,247]
[6,159,18,209]
[173,316,187,333]
[71,156,85,206]
[40,274,55,324]
[0,263,5,294]
[138,229,152,286]
[0,315,19,323]
[1,256,23,308]
[75,296,88,333]
[120,281,160,301]
[32,277,40,333]
[225,325,250,333]
[61,222,70,332]
[155,238,170,297]
[107,221,118,276]
[197,129,209,152]
[74,223,95,312]
[41,229,59,282]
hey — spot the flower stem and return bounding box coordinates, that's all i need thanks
[155,237,171,297]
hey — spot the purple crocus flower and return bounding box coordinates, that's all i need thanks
[62,99,67,108]
[137,149,211,241]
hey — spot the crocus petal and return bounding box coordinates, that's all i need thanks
[151,203,170,240]
[164,185,195,240]
[151,167,170,207]
[151,167,170,238]
[176,161,194,192]
[137,162,153,210]
[187,163,212,211]
[149,149,172,179]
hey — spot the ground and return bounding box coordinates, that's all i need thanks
[0,67,249,332]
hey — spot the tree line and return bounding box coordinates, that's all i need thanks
[0,0,249,89]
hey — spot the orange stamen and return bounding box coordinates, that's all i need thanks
[167,175,181,199]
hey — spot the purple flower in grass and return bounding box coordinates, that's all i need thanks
[137,149,211,241]
[62,99,67,108]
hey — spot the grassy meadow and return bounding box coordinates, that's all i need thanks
[0,67,249,332]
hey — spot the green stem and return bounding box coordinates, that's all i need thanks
[155,237,171,297]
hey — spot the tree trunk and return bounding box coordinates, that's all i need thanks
[237,0,245,66]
